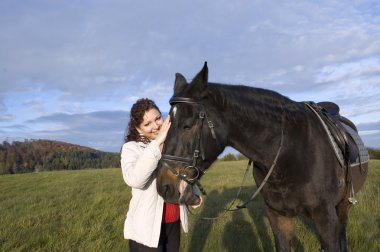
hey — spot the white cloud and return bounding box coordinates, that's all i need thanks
[360,130,380,136]
[316,57,380,84]
[0,114,13,122]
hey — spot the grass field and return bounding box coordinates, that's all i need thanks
[1,160,379,251]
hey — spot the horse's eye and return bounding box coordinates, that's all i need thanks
[183,125,191,130]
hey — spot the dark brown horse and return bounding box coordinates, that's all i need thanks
[156,63,368,252]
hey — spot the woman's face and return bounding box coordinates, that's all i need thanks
[136,108,163,141]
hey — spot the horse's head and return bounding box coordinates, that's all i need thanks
[156,62,226,205]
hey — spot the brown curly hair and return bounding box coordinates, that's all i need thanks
[124,98,161,143]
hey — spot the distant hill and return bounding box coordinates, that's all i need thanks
[0,139,120,175]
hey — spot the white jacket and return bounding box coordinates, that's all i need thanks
[120,140,189,248]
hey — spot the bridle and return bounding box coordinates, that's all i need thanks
[160,96,218,195]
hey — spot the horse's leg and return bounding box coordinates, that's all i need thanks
[265,205,294,252]
[336,200,351,252]
[311,205,341,252]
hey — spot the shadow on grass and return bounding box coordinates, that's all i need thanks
[187,187,306,252]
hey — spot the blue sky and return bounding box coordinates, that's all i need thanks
[1,0,380,153]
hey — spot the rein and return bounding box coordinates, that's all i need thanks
[229,127,284,210]
[202,125,284,220]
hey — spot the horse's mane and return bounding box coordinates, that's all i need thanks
[206,83,298,123]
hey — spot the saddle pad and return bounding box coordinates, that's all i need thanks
[341,123,369,167]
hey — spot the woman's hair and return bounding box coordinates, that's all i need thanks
[124,98,161,143]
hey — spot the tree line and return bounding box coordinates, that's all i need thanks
[0,139,120,175]
[1,139,378,175]
[368,148,380,159]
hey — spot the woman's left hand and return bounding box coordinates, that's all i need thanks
[156,115,171,150]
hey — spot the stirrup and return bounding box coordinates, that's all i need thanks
[348,197,358,205]
[348,183,358,205]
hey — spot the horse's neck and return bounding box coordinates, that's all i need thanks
[209,84,289,164]
[229,107,284,163]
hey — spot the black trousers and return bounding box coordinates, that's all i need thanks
[129,220,180,252]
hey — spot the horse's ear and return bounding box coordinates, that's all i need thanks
[191,62,208,92]
[174,73,187,93]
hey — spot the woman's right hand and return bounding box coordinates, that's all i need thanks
[156,115,171,147]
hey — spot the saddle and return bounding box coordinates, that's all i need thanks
[306,101,359,166]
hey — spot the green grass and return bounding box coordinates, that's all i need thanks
[1,161,379,251]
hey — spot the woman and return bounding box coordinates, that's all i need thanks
[121,98,200,252]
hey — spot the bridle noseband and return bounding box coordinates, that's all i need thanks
[160,97,218,195]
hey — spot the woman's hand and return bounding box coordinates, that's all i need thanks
[156,115,171,149]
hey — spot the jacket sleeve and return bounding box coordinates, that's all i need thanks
[120,140,162,189]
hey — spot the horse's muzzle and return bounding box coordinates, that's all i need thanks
[156,165,181,203]
[179,182,199,205]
